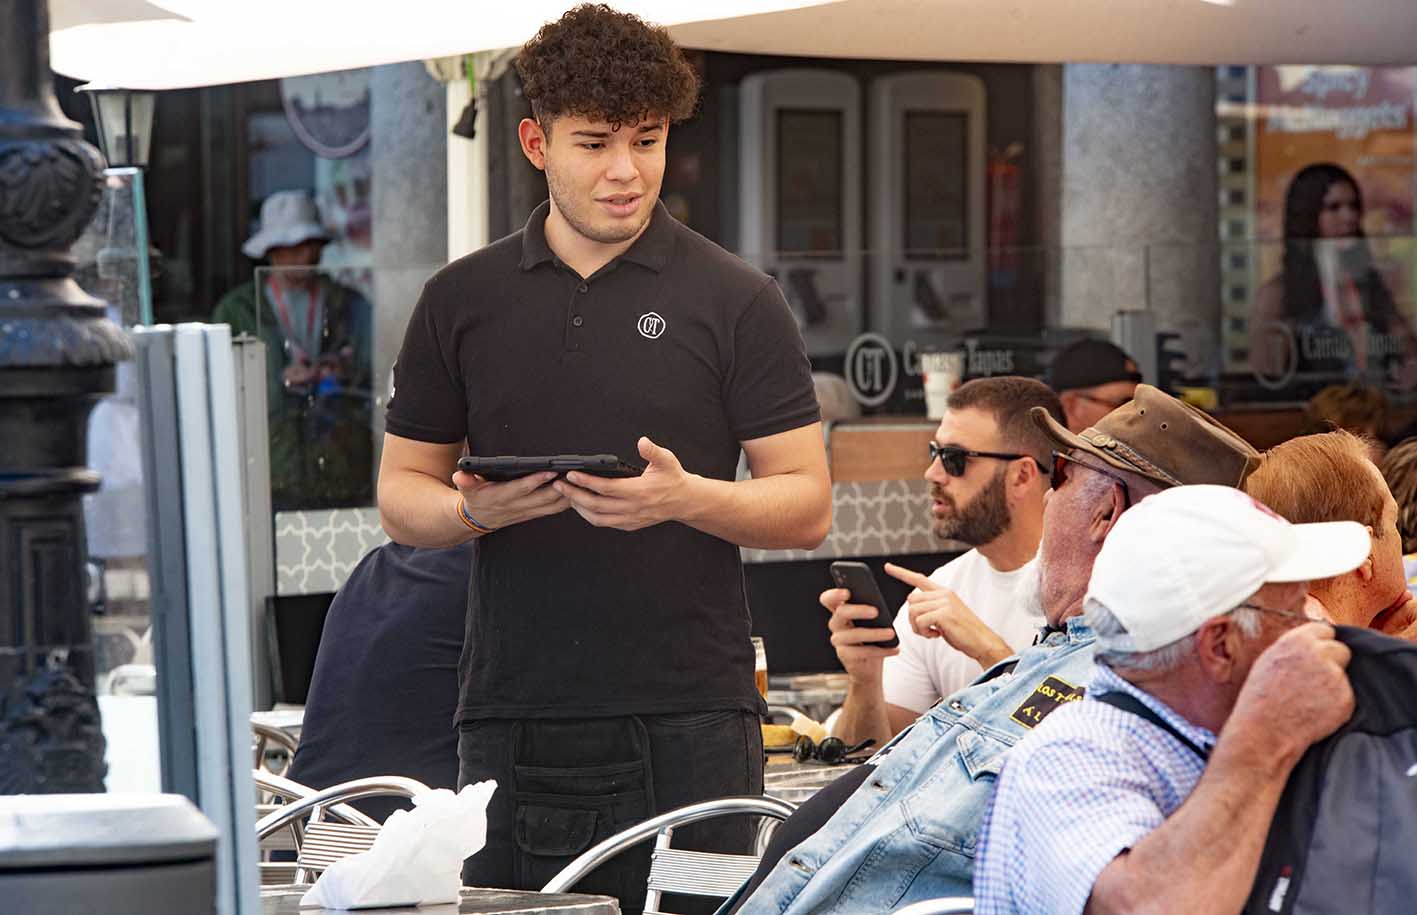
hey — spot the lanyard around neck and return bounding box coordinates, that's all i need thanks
[267,277,323,355]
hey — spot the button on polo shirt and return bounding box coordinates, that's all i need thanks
[387,200,820,721]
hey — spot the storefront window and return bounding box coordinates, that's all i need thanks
[1217,65,1417,405]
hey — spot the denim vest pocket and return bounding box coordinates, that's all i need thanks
[902,728,1011,857]
[956,728,1011,780]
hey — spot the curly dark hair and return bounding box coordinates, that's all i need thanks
[516,4,700,130]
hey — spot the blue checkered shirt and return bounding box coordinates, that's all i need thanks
[973,663,1216,915]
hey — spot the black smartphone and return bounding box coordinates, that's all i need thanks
[829,561,900,649]
[457,454,644,483]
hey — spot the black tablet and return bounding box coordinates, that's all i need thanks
[456,454,644,482]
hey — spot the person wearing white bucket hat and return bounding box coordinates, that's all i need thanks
[240,188,331,259]
[213,189,373,509]
[975,484,1370,915]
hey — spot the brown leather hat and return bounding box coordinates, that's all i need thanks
[1030,384,1259,488]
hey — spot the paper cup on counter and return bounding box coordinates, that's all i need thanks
[920,351,965,419]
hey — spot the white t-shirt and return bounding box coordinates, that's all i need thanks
[881,549,1045,713]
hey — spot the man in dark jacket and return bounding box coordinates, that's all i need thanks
[286,541,468,821]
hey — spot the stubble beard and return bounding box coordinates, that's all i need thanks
[546,167,652,245]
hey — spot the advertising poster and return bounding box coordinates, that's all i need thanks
[1248,66,1417,392]
[1254,66,1415,242]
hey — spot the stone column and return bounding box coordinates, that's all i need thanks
[0,0,131,792]
[1033,65,1064,326]
[1057,64,1220,348]
[369,62,447,444]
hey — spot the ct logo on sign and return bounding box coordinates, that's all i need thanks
[845,332,898,407]
[637,312,667,339]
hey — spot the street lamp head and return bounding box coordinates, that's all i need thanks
[75,84,155,169]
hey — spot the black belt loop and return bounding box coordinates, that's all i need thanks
[1094,691,1211,762]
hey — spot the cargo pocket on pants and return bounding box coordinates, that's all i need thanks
[510,719,654,902]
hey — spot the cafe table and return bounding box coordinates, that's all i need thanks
[763,756,863,805]
[260,885,619,914]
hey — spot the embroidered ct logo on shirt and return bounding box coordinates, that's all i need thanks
[637,312,666,339]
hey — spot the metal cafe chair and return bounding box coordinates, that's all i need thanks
[253,769,382,861]
[252,720,301,776]
[889,898,976,915]
[254,773,430,886]
[541,795,798,915]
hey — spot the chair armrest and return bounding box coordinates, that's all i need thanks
[255,775,430,838]
[251,770,379,828]
[540,795,797,894]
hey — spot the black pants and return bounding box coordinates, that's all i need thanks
[458,710,764,915]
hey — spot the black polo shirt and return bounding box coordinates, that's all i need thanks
[387,201,819,721]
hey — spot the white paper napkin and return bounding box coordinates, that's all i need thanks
[300,780,498,910]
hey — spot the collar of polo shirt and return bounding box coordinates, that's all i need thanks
[519,199,675,275]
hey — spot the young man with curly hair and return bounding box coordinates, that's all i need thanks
[378,4,830,908]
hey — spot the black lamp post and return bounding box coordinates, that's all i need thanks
[0,0,133,792]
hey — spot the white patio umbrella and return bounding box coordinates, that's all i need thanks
[669,0,1417,66]
[49,0,1417,90]
[48,0,187,31]
[47,0,841,89]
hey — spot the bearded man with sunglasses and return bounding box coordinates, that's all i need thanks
[725,385,1261,914]
[826,377,1063,748]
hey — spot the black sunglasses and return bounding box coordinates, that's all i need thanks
[792,735,875,765]
[928,442,1048,478]
[1049,450,1132,509]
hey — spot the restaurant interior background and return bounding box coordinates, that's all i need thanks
[65,53,1417,798]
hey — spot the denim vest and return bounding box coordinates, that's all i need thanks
[739,619,1096,914]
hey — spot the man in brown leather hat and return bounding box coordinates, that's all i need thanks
[724,384,1262,913]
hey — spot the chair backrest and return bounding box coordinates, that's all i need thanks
[646,844,760,901]
[292,817,383,884]
[888,897,975,915]
[252,720,300,775]
[541,795,797,915]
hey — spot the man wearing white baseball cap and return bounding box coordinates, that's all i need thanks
[975,484,1369,915]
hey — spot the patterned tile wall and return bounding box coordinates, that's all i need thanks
[275,508,388,596]
[740,478,939,563]
[275,479,941,596]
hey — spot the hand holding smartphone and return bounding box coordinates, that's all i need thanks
[829,561,900,649]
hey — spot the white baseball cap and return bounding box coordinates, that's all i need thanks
[1085,484,1371,652]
